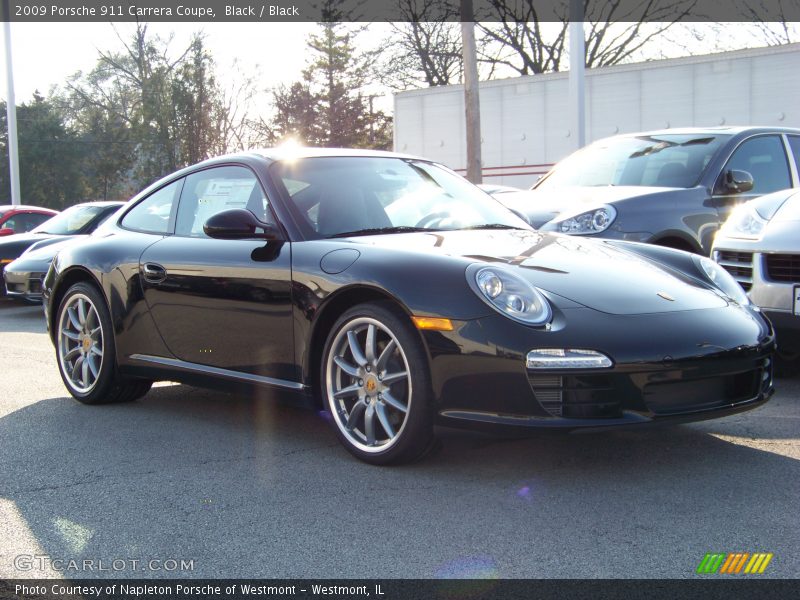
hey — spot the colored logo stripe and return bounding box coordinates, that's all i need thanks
[697,553,773,574]
[697,553,726,574]
[745,553,773,574]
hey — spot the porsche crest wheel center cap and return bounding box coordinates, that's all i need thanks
[81,336,92,353]
[364,375,378,394]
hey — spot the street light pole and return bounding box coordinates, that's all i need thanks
[460,0,482,184]
[2,0,21,205]
[568,0,586,150]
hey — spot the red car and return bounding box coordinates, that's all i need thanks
[0,205,59,236]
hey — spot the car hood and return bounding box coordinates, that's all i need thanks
[0,233,62,260]
[20,236,81,262]
[772,191,800,223]
[498,186,687,227]
[348,229,726,315]
[26,234,80,253]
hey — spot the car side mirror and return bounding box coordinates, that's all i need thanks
[723,169,754,194]
[0,227,14,236]
[203,209,282,240]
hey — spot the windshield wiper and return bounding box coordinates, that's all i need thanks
[460,224,526,230]
[328,226,439,238]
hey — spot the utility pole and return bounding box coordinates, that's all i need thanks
[568,0,586,150]
[2,0,20,204]
[460,0,482,184]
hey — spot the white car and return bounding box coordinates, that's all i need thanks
[713,188,800,373]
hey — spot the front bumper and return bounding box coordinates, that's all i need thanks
[4,267,46,301]
[423,304,775,433]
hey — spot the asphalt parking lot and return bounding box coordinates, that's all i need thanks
[0,297,798,580]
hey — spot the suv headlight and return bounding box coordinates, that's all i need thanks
[695,255,750,305]
[468,265,552,326]
[720,204,767,240]
[551,205,617,235]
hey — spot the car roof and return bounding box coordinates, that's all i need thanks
[0,205,59,212]
[196,147,429,166]
[68,201,125,208]
[610,126,800,138]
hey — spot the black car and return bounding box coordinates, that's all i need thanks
[5,203,124,302]
[500,127,800,255]
[44,149,774,464]
[0,202,124,295]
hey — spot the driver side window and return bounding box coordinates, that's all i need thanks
[175,166,273,238]
[721,136,791,195]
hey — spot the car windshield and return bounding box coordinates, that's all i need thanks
[536,134,731,190]
[272,156,529,238]
[32,205,106,235]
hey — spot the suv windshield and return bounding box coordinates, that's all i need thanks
[272,156,529,238]
[536,134,731,190]
[32,205,106,235]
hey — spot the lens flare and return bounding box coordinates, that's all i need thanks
[434,556,500,600]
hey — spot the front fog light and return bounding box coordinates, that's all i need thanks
[527,348,613,369]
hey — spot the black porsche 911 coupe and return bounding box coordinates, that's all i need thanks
[43,148,775,464]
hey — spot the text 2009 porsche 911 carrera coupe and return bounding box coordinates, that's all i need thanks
[43,148,775,464]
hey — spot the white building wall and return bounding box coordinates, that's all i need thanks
[393,44,800,188]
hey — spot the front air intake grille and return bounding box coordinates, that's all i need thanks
[715,250,753,291]
[644,369,761,415]
[765,253,800,283]
[527,374,619,419]
[528,375,563,416]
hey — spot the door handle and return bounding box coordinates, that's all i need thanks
[142,262,167,283]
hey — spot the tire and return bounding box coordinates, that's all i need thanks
[774,348,800,378]
[321,301,435,465]
[55,282,152,404]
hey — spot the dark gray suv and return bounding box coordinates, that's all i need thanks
[500,127,800,254]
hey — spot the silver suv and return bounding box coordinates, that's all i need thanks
[501,127,800,255]
[713,188,800,373]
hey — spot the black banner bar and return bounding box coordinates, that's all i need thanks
[1,0,800,23]
[2,579,800,600]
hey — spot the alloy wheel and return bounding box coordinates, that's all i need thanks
[58,293,104,394]
[325,317,412,453]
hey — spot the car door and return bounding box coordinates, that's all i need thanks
[712,134,794,224]
[139,164,296,383]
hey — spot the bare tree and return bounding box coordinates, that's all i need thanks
[728,0,798,45]
[212,60,260,154]
[477,0,698,75]
[375,0,515,89]
[376,0,463,89]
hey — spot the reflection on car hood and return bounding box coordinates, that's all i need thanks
[498,186,688,227]
[23,236,80,260]
[351,229,727,315]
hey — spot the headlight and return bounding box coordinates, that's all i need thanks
[552,205,617,235]
[694,255,750,305]
[720,204,767,240]
[468,266,552,326]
